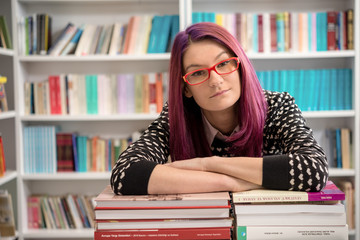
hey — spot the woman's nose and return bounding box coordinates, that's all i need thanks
[207,69,223,87]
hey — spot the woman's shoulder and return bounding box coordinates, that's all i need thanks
[263,90,296,107]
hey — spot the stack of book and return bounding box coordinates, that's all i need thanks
[232,181,348,240]
[94,185,233,240]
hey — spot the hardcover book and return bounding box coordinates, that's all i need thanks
[232,181,344,203]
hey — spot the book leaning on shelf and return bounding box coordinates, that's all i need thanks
[0,76,8,113]
[0,15,12,49]
[0,134,6,177]
[232,181,348,240]
[93,185,233,240]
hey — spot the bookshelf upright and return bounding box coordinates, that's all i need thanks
[6,0,360,239]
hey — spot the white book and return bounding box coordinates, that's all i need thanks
[236,225,348,240]
[108,22,122,55]
[66,195,83,229]
[95,207,230,220]
[291,12,299,53]
[59,74,67,115]
[67,74,79,115]
[77,75,87,114]
[263,13,271,53]
[246,13,253,53]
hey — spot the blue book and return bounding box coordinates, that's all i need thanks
[147,16,162,53]
[168,15,180,52]
[192,12,203,24]
[286,70,296,99]
[157,15,172,53]
[72,133,79,172]
[61,24,85,55]
[276,13,285,52]
[335,128,342,168]
[320,69,330,111]
[337,69,345,110]
[252,14,258,52]
[344,69,352,110]
[279,70,287,93]
[329,69,338,110]
[263,71,272,91]
[271,70,280,92]
[256,71,264,88]
[296,70,305,111]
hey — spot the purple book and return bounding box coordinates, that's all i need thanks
[232,181,345,203]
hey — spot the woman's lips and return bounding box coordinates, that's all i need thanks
[210,89,229,98]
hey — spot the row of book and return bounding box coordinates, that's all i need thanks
[257,68,352,111]
[0,190,16,237]
[23,125,141,174]
[0,75,8,112]
[193,10,354,53]
[18,13,51,55]
[232,181,349,239]
[24,72,168,116]
[94,186,233,240]
[27,194,95,229]
[19,14,179,56]
[314,128,352,169]
[92,181,349,239]
[0,15,12,49]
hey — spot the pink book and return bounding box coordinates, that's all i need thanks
[233,181,345,203]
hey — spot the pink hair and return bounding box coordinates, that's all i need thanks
[168,22,268,161]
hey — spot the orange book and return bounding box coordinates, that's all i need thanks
[298,13,304,52]
[127,16,141,54]
[122,16,135,54]
[0,135,5,177]
[91,136,98,171]
[156,73,164,113]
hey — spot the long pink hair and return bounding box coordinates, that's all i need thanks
[168,22,267,161]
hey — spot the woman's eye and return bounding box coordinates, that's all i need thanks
[191,70,206,77]
[217,60,230,68]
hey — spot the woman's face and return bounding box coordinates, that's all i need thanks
[182,39,241,115]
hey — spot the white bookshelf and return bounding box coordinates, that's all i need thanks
[6,0,360,239]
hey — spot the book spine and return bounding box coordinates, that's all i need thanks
[94,227,231,240]
[237,225,348,240]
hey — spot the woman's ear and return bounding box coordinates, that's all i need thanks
[184,85,193,98]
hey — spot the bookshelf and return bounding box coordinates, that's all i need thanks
[0,0,17,239]
[186,1,359,240]
[6,0,360,239]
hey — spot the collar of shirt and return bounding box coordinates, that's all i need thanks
[202,113,240,146]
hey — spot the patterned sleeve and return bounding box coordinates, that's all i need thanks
[262,91,329,192]
[110,103,170,195]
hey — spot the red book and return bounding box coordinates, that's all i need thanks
[0,135,6,176]
[270,13,277,52]
[56,133,75,172]
[94,227,232,240]
[48,75,61,114]
[327,11,337,50]
[258,14,264,53]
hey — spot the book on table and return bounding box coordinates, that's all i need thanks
[232,180,345,203]
[94,185,233,240]
[232,181,348,240]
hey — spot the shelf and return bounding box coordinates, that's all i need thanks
[248,50,355,59]
[24,229,93,238]
[20,113,160,121]
[22,172,111,180]
[302,110,355,118]
[0,48,14,57]
[0,111,16,120]
[18,53,171,62]
[329,168,356,177]
[0,171,17,186]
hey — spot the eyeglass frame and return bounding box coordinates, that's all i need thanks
[182,57,241,86]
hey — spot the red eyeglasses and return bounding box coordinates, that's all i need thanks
[183,57,240,85]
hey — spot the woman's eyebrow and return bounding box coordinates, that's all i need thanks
[184,51,229,72]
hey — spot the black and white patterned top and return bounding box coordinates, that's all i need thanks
[111,90,329,195]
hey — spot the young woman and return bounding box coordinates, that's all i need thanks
[111,22,328,195]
